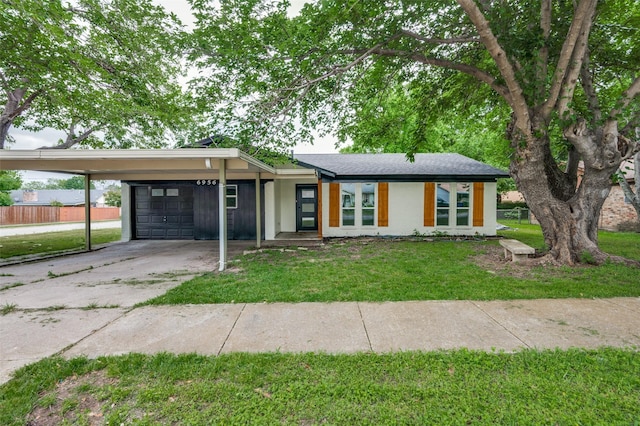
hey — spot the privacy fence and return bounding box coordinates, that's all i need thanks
[0,206,120,225]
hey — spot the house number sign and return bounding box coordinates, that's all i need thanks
[196,180,217,186]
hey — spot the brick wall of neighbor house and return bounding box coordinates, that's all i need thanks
[599,184,638,231]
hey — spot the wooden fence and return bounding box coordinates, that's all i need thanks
[0,206,120,225]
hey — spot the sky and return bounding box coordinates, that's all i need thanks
[10,0,339,181]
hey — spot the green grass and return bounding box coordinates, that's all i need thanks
[1,349,639,425]
[0,228,121,259]
[145,228,640,305]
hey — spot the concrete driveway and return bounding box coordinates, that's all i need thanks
[0,240,251,383]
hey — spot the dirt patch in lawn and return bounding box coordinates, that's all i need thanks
[27,370,116,426]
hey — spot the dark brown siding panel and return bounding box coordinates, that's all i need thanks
[329,182,340,227]
[378,182,389,227]
[473,182,484,227]
[423,182,435,227]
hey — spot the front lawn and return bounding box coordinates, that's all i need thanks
[0,228,121,259]
[145,226,640,305]
[2,349,639,425]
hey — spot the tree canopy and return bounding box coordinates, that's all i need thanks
[1,0,191,149]
[188,0,639,265]
[0,170,21,205]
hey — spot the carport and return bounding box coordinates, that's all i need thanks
[0,148,277,271]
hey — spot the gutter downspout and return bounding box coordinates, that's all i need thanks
[84,174,91,251]
[219,159,227,271]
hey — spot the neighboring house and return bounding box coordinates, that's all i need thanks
[0,149,507,242]
[600,159,637,231]
[10,189,106,207]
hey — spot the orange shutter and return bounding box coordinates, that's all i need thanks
[329,182,340,227]
[378,182,389,227]
[473,182,484,227]
[423,183,435,226]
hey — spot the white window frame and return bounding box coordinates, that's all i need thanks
[340,183,377,227]
[435,182,472,228]
[226,184,238,209]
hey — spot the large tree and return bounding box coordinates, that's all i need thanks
[188,0,640,265]
[0,0,190,149]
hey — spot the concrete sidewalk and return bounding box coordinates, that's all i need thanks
[3,298,639,384]
[0,220,121,237]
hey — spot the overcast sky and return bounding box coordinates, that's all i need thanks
[10,0,338,163]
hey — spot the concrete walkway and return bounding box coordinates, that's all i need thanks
[0,220,120,237]
[3,298,639,384]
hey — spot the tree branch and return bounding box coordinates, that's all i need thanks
[556,1,597,119]
[536,0,551,102]
[610,76,640,120]
[579,47,601,126]
[398,29,479,45]
[456,0,530,135]
[541,0,597,120]
[363,48,512,104]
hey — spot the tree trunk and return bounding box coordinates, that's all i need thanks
[510,117,628,265]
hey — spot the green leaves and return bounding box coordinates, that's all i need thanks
[1,0,190,149]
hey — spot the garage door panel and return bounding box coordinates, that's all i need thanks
[134,185,194,240]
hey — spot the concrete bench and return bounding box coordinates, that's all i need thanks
[499,239,535,262]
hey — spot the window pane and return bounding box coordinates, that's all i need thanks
[151,188,164,197]
[226,186,237,196]
[437,208,449,226]
[342,183,355,207]
[362,209,374,226]
[362,183,375,207]
[301,189,314,198]
[437,184,450,207]
[456,184,470,207]
[456,211,469,226]
[166,188,179,197]
[342,209,355,226]
[301,202,315,213]
[302,217,315,227]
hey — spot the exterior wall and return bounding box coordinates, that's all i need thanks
[121,182,132,241]
[321,181,498,237]
[264,181,276,240]
[599,184,638,231]
[274,178,317,234]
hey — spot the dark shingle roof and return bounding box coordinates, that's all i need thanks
[294,153,509,181]
[10,190,106,206]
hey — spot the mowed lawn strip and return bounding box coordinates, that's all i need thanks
[0,228,121,259]
[145,225,640,305]
[2,349,639,425]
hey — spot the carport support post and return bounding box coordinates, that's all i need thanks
[255,173,261,249]
[219,159,227,271]
[84,174,91,251]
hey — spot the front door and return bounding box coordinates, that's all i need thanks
[296,185,318,231]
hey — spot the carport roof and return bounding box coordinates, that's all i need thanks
[0,148,281,180]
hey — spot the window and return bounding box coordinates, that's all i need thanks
[341,183,376,226]
[341,183,355,226]
[226,185,237,209]
[456,183,470,226]
[362,183,376,226]
[436,183,450,226]
[436,183,472,227]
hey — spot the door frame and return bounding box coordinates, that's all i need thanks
[296,184,319,231]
